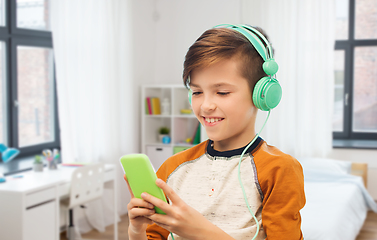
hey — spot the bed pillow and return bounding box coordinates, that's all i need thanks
[298,157,352,175]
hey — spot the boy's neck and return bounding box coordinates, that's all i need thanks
[212,129,257,152]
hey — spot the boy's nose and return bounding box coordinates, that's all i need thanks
[200,97,216,112]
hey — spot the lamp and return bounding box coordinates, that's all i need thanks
[0,143,20,183]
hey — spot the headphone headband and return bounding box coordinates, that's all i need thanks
[240,25,274,59]
[213,24,273,62]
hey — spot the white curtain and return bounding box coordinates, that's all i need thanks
[242,0,335,158]
[51,0,135,234]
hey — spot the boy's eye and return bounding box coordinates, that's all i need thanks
[192,91,202,96]
[217,92,230,96]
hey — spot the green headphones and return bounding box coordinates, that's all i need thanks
[187,24,282,111]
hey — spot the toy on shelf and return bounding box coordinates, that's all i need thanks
[161,98,171,115]
[180,109,192,115]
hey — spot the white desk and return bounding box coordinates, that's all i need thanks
[0,164,118,240]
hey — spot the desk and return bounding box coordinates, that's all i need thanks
[0,164,118,240]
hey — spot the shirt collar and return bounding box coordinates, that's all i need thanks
[206,136,263,158]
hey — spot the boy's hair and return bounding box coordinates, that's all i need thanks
[183,26,271,94]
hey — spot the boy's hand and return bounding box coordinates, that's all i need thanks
[124,175,153,239]
[141,178,234,240]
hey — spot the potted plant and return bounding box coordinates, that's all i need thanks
[158,127,170,143]
[33,155,44,172]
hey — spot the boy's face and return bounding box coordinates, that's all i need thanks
[190,58,258,151]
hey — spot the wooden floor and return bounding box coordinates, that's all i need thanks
[60,214,130,240]
[61,211,377,240]
[356,211,377,240]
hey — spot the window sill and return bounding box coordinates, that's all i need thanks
[333,139,377,150]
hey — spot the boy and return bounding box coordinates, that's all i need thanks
[126,24,306,240]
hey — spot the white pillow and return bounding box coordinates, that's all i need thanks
[298,157,352,175]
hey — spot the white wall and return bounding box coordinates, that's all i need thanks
[130,0,377,202]
[132,0,242,86]
[131,0,242,150]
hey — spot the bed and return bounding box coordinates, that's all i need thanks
[298,157,377,240]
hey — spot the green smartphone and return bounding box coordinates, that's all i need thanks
[120,153,167,214]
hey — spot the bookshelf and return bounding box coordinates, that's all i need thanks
[141,85,207,169]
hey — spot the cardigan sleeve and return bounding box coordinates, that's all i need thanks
[254,144,306,240]
[146,224,170,240]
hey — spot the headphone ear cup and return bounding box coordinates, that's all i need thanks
[252,77,282,111]
[252,78,266,110]
[188,89,192,106]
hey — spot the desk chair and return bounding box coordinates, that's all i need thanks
[62,163,105,240]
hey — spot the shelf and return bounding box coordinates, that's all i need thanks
[172,114,196,118]
[142,85,203,166]
[144,115,172,118]
[145,142,173,147]
[144,114,195,118]
[144,142,197,148]
[174,143,197,147]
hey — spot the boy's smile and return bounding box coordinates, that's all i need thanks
[203,117,224,125]
[190,57,258,151]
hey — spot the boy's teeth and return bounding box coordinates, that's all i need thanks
[205,118,221,123]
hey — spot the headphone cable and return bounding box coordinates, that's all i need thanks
[238,110,270,240]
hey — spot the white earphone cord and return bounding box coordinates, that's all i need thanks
[238,110,271,240]
[171,111,271,240]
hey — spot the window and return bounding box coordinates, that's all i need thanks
[0,42,5,144]
[333,0,377,142]
[17,0,50,31]
[17,45,55,147]
[0,0,5,27]
[0,0,59,161]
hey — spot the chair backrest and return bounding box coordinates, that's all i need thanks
[69,163,105,209]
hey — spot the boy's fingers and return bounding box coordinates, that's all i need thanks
[123,174,134,198]
[141,192,171,214]
[147,214,170,229]
[128,197,155,210]
[129,207,155,218]
[155,178,181,204]
[140,179,182,215]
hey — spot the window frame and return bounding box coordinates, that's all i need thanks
[333,0,377,142]
[1,0,59,161]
